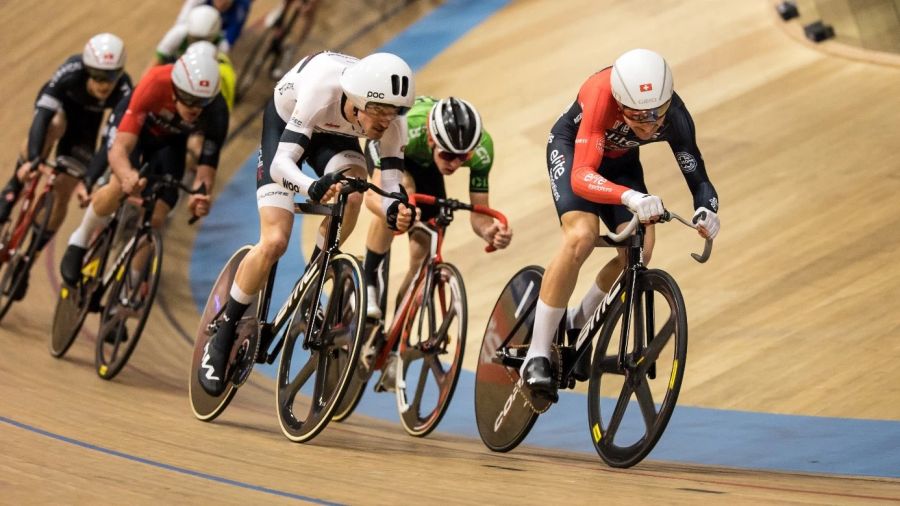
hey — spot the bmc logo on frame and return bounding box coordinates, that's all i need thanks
[366,91,385,99]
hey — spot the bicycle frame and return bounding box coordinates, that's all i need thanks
[253,189,356,363]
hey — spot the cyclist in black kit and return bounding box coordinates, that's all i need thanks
[0,33,132,300]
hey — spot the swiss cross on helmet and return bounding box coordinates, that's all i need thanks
[340,52,415,114]
[610,48,673,111]
[83,33,126,81]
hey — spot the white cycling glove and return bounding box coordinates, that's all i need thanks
[621,189,664,222]
[692,207,720,239]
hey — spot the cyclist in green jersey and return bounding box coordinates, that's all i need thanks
[362,96,513,319]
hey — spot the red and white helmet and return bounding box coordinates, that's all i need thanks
[610,48,673,110]
[171,51,220,105]
[83,33,126,72]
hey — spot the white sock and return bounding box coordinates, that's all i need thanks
[567,282,606,329]
[229,281,255,305]
[521,300,565,375]
[68,204,107,248]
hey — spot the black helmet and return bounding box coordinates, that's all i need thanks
[428,97,482,154]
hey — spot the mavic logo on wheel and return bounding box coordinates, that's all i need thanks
[200,343,220,381]
[575,282,622,350]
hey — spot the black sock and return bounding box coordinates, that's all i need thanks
[214,296,249,351]
[363,249,386,286]
[2,172,23,196]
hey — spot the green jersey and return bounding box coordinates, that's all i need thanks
[375,96,494,193]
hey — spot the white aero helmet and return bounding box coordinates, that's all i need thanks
[340,52,415,114]
[171,51,220,106]
[83,33,126,80]
[185,40,218,60]
[187,5,222,40]
[610,49,673,111]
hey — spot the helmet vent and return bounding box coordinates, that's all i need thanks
[390,75,410,97]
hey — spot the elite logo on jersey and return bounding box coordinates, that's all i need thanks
[639,83,653,92]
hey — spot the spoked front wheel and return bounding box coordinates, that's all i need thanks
[587,268,688,468]
[95,230,162,380]
[276,254,365,443]
[396,263,467,437]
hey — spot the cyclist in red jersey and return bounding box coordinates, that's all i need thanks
[60,51,229,285]
[521,49,720,395]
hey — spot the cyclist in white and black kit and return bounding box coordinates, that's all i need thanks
[0,33,131,300]
[198,51,416,396]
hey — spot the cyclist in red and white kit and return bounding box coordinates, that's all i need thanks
[197,51,416,396]
[60,50,228,285]
[521,49,721,396]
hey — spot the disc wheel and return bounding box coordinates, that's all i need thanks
[189,245,260,421]
[587,269,688,468]
[396,263,467,437]
[276,254,365,443]
[474,265,552,452]
[95,230,162,380]
[49,225,113,358]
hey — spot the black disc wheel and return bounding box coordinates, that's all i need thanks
[189,245,260,421]
[587,269,688,468]
[474,265,552,452]
[95,230,163,380]
[49,225,114,358]
[396,263,467,437]
[0,191,52,321]
[276,254,365,443]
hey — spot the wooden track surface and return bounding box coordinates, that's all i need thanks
[1,0,899,503]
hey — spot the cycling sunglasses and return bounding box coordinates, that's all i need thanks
[364,102,410,118]
[85,67,123,83]
[621,100,671,123]
[436,148,472,163]
[173,86,214,108]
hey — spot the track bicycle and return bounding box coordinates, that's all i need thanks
[331,193,507,437]
[189,175,406,443]
[50,168,205,382]
[474,209,713,468]
[234,0,320,103]
[0,156,86,321]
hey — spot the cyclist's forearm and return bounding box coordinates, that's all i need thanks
[26,107,56,161]
[109,134,137,181]
[271,152,315,196]
[379,164,403,215]
[470,211,494,239]
[195,164,216,193]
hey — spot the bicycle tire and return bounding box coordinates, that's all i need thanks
[95,229,163,380]
[396,262,467,437]
[189,245,258,422]
[474,265,549,452]
[276,253,365,443]
[0,190,53,320]
[329,321,378,422]
[587,268,687,468]
[49,222,115,358]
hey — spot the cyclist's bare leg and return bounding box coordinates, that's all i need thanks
[522,210,598,369]
[395,230,428,308]
[234,206,294,296]
[127,200,172,280]
[46,174,78,231]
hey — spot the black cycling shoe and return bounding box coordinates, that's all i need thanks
[567,328,592,382]
[60,245,87,286]
[197,323,237,396]
[521,356,556,398]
